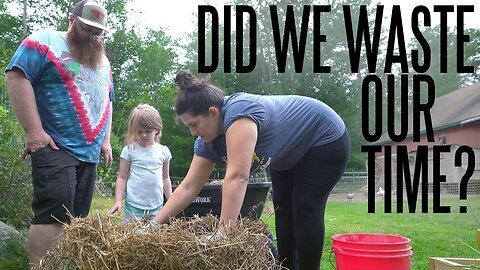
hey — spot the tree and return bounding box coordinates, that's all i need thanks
[463,28,480,84]
[181,0,393,170]
[0,0,23,69]
[407,26,464,98]
[17,0,130,34]
[0,0,33,231]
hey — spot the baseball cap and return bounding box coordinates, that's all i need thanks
[72,0,107,31]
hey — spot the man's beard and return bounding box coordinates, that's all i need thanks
[67,26,105,69]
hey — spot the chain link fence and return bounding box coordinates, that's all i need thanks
[327,172,480,203]
[96,170,480,202]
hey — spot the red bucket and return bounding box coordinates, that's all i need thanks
[331,233,413,270]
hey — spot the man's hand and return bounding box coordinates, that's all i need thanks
[108,201,122,216]
[22,130,59,160]
[101,141,112,167]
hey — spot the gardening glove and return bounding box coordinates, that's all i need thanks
[200,229,228,244]
[136,220,159,234]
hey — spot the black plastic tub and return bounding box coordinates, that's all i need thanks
[173,182,272,220]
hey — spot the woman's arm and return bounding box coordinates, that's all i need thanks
[220,117,258,231]
[162,160,172,200]
[108,158,130,215]
[152,155,215,223]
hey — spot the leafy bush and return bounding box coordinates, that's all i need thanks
[0,232,28,270]
[0,104,33,230]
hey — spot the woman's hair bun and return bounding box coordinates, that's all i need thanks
[175,70,196,88]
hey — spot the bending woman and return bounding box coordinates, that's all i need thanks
[152,70,350,270]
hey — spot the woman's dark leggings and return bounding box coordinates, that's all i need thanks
[270,130,350,270]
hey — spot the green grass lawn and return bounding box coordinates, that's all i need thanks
[91,195,480,270]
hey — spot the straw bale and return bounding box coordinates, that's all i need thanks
[36,212,283,270]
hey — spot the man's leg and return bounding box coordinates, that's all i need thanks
[29,146,79,269]
[28,223,63,269]
[74,162,97,217]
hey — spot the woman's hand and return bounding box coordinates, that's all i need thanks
[136,219,159,234]
[201,229,228,244]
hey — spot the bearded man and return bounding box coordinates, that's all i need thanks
[5,1,114,268]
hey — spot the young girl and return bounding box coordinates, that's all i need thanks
[108,104,172,223]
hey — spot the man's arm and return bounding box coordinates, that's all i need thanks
[6,68,58,159]
[101,104,113,167]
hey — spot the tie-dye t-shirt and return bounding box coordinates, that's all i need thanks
[5,30,114,163]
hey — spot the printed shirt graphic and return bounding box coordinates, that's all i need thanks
[121,143,172,210]
[194,93,346,172]
[5,30,114,163]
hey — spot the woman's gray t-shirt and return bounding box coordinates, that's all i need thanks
[194,93,346,172]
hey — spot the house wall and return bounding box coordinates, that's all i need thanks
[375,121,480,185]
[380,121,480,154]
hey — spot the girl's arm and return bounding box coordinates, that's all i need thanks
[162,160,172,200]
[108,158,130,216]
[152,155,215,223]
[220,117,258,232]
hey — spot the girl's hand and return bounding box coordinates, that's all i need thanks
[108,202,122,216]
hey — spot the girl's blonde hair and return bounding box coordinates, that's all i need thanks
[125,104,163,146]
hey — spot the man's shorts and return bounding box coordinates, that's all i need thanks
[123,201,162,223]
[30,146,96,224]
